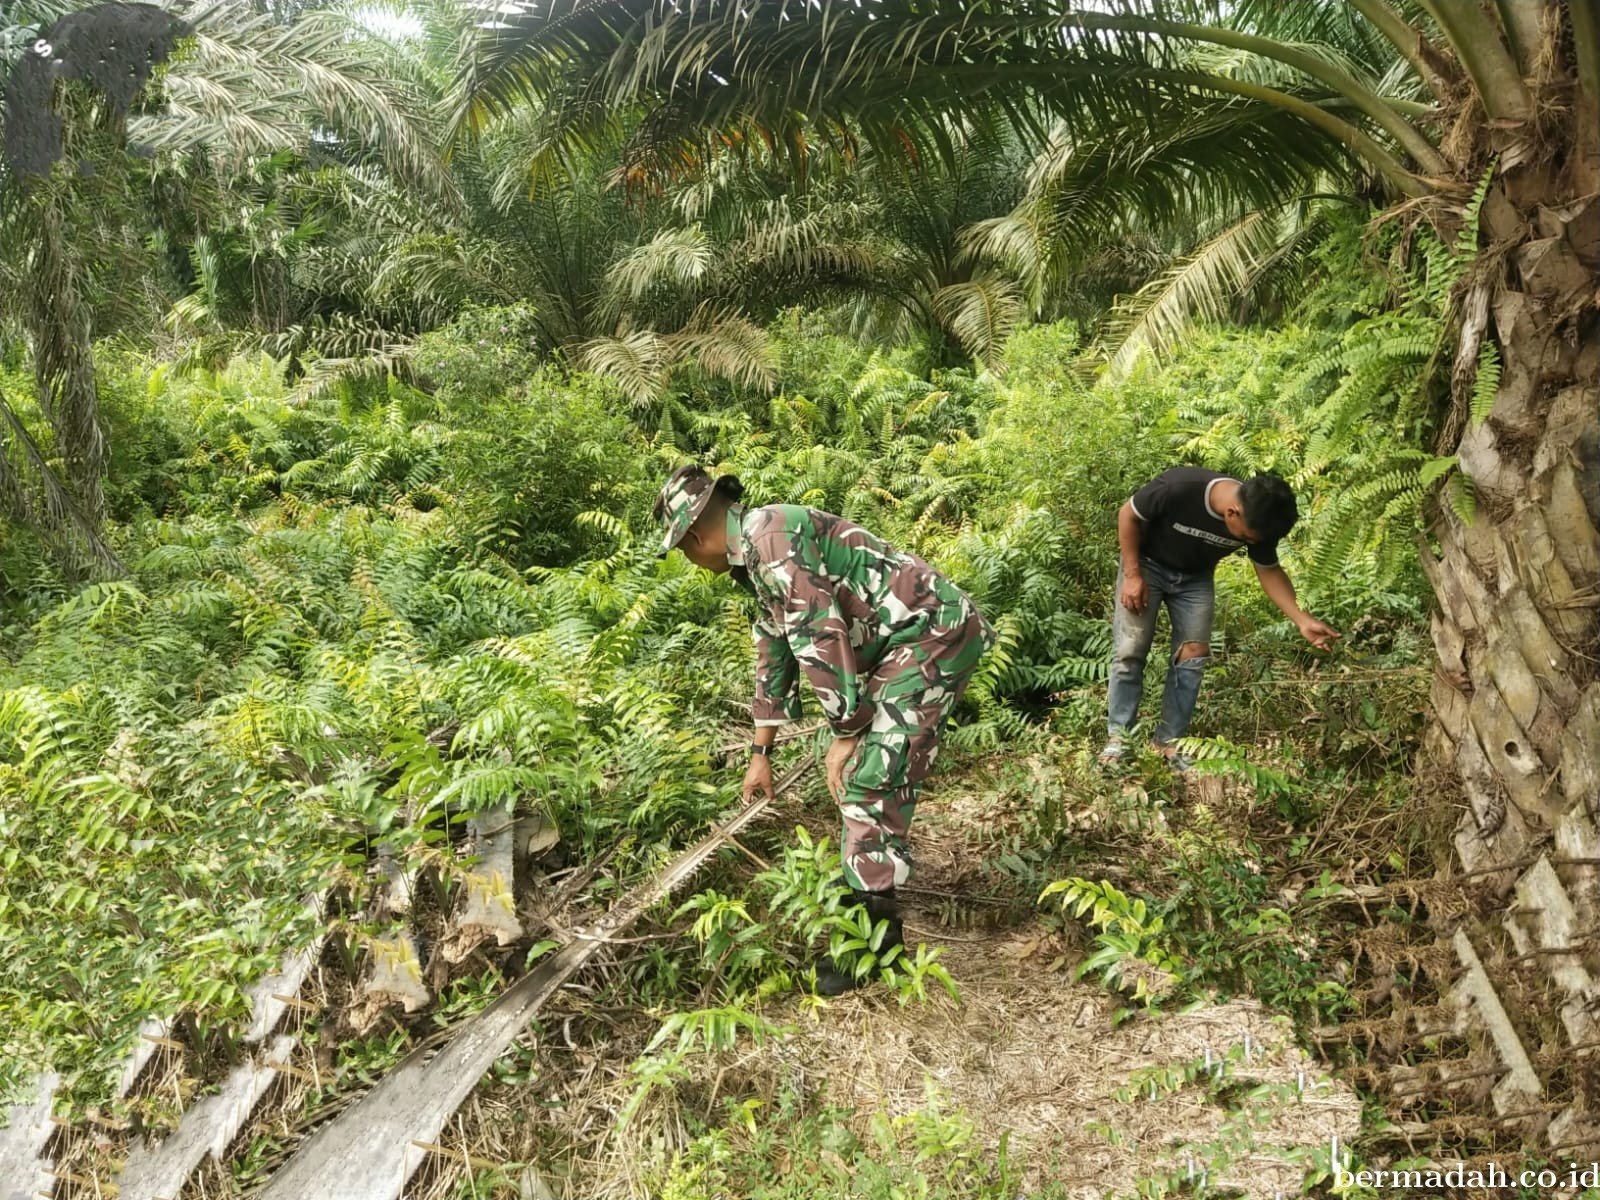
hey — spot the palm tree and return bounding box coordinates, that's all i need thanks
[1,1,189,553]
[235,2,777,404]
[300,99,780,403]
[463,0,1600,1140]
[587,122,1032,378]
[316,39,1025,404]
[834,125,1032,370]
[133,1,1031,409]
[0,0,448,551]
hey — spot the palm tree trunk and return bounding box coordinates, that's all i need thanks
[1417,105,1600,1138]
[27,189,106,526]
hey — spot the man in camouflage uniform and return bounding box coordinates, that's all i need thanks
[654,465,995,994]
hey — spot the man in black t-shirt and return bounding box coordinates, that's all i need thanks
[1100,467,1340,769]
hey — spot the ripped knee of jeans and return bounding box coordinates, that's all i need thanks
[1173,640,1210,668]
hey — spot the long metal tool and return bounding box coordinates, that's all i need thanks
[254,759,811,1200]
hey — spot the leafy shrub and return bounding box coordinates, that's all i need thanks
[410,303,543,403]
[1040,877,1185,1017]
[432,367,649,568]
[1040,812,1351,1029]
[648,1084,1034,1200]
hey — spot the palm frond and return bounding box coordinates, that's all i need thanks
[965,96,1353,310]
[457,0,1431,197]
[930,277,1023,368]
[132,5,455,205]
[1097,208,1291,378]
[667,306,776,394]
[578,330,672,405]
[608,226,716,300]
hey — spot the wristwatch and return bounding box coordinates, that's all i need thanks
[750,742,773,757]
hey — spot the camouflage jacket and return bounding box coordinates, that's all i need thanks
[726,504,985,735]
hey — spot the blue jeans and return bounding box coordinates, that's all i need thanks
[1107,556,1215,745]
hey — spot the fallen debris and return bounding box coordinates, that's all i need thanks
[441,802,524,962]
[0,1073,58,1200]
[255,760,813,1200]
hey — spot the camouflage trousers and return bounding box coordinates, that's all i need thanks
[837,600,995,893]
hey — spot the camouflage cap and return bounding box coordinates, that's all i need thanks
[653,465,730,556]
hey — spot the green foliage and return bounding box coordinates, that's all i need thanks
[622,1005,794,1127]
[621,825,974,1134]
[1446,470,1479,526]
[1098,1043,1357,1199]
[410,303,544,401]
[1283,216,1461,599]
[647,1084,1035,1200]
[113,329,647,571]
[755,826,959,1006]
[0,357,725,1108]
[0,216,1434,1114]
[1456,162,1498,266]
[1469,340,1500,426]
[1039,877,1185,1017]
[0,0,1507,1184]
[1041,801,1352,1031]
[673,889,788,995]
[1159,812,1351,1026]
[1171,735,1295,809]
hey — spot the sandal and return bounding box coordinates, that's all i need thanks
[1097,739,1127,767]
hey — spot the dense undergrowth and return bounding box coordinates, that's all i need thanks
[0,219,1448,1195]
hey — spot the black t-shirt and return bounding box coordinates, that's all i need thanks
[1129,467,1279,574]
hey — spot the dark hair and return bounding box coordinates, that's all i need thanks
[1238,473,1298,541]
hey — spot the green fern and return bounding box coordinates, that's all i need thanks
[1447,472,1478,526]
[1469,341,1500,425]
[1171,735,1293,799]
[1288,219,1460,599]
[1455,161,1497,267]
[1039,877,1186,1008]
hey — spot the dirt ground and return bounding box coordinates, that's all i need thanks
[522,775,1363,1200]
[770,918,1361,1199]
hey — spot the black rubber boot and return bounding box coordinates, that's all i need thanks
[812,888,904,995]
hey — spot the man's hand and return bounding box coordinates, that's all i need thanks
[825,735,860,802]
[742,755,774,802]
[1120,570,1148,615]
[1296,615,1341,651]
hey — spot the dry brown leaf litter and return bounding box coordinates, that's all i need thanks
[761,925,1361,1199]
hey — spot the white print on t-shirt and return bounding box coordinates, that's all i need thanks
[1172,522,1242,548]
